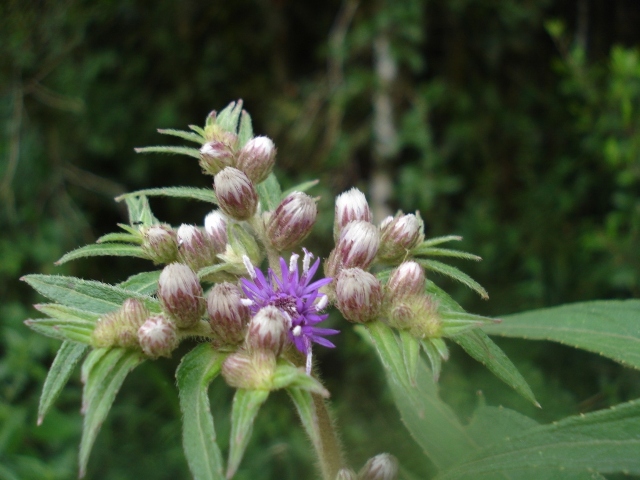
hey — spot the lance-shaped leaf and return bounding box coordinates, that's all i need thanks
[287,388,325,477]
[157,128,206,144]
[118,270,162,295]
[176,343,226,480]
[363,322,479,470]
[421,339,447,382]
[237,110,253,148]
[24,317,94,344]
[416,259,489,300]
[256,173,282,212]
[416,235,463,249]
[227,389,270,479]
[282,179,319,197]
[216,100,243,133]
[440,312,498,337]
[22,274,160,315]
[134,145,201,159]
[398,330,420,386]
[116,187,218,205]
[96,232,142,244]
[436,398,640,479]
[190,124,207,137]
[453,330,538,407]
[484,299,640,370]
[124,194,160,226]
[414,247,482,262]
[38,341,89,425]
[272,362,330,397]
[79,348,144,478]
[55,243,147,265]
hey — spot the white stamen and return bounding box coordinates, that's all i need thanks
[242,255,256,279]
[292,325,302,336]
[240,298,254,307]
[289,253,299,273]
[302,248,313,275]
[315,294,328,311]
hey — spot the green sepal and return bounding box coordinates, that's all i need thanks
[37,341,89,425]
[226,389,269,479]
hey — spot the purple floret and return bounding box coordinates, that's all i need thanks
[241,249,338,373]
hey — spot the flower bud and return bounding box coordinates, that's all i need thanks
[246,305,290,356]
[386,261,425,301]
[334,188,371,240]
[141,225,178,264]
[378,213,424,262]
[137,315,178,358]
[358,453,399,480]
[336,268,382,323]
[388,295,441,338]
[235,136,276,184]
[214,167,258,220]
[157,263,205,328]
[335,221,380,271]
[335,469,357,480]
[176,224,218,271]
[91,298,150,348]
[266,192,317,251]
[206,282,250,345]
[199,141,235,176]
[221,350,276,390]
[204,210,228,254]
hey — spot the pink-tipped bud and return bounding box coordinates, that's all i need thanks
[176,224,218,271]
[235,136,276,184]
[214,167,258,220]
[246,305,290,356]
[206,282,250,345]
[137,315,178,358]
[335,469,357,480]
[378,213,424,262]
[157,263,205,328]
[386,261,426,300]
[204,210,228,254]
[142,225,178,264]
[335,221,380,271]
[221,350,276,390]
[91,298,150,348]
[358,453,399,480]
[199,141,236,176]
[334,188,371,239]
[336,268,382,323]
[266,192,317,251]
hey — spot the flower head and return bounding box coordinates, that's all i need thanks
[240,249,338,373]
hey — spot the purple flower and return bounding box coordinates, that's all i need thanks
[241,249,338,373]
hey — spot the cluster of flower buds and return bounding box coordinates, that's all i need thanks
[377,212,424,263]
[92,298,151,349]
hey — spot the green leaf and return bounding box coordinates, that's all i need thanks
[282,179,319,197]
[55,243,147,265]
[123,195,159,226]
[189,124,207,138]
[22,274,160,315]
[421,340,443,382]
[79,348,144,477]
[453,330,538,407]
[157,128,206,144]
[363,322,478,469]
[116,186,217,204]
[440,312,498,336]
[437,398,640,479]
[484,300,640,370]
[414,247,482,262]
[176,343,226,480]
[197,263,234,281]
[134,145,201,159]
[96,232,142,244]
[37,341,89,425]
[216,100,243,133]
[416,236,463,249]
[237,110,253,148]
[35,303,100,323]
[398,330,420,385]
[286,388,324,473]
[417,259,489,300]
[227,389,269,479]
[256,173,282,212]
[118,270,161,295]
[24,318,94,343]
[272,362,330,397]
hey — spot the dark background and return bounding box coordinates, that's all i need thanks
[1,0,639,478]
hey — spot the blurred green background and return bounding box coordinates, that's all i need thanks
[1,0,639,478]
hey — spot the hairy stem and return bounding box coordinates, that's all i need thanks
[312,393,345,480]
